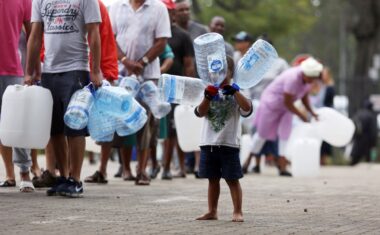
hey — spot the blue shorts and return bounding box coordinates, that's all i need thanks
[259,140,279,157]
[41,71,90,137]
[199,146,243,180]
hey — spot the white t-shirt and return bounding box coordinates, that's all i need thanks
[198,96,252,148]
[31,0,101,73]
[109,0,171,79]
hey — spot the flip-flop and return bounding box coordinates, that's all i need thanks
[19,181,35,193]
[0,180,16,187]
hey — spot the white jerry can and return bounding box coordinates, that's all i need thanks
[0,85,53,149]
[174,105,203,152]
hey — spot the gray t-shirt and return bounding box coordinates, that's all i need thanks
[225,41,234,58]
[188,21,208,41]
[31,0,101,73]
[198,96,252,148]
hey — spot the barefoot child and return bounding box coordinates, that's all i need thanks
[194,56,253,222]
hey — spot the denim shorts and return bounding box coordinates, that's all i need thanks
[199,146,243,180]
[41,71,90,137]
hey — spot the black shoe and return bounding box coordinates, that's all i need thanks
[161,170,172,180]
[57,177,84,198]
[279,171,292,177]
[46,177,67,196]
[194,171,201,179]
[150,166,161,179]
[114,166,123,178]
[84,171,108,184]
[33,170,57,188]
[253,166,261,174]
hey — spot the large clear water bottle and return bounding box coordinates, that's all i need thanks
[234,39,278,89]
[118,75,141,97]
[87,106,117,142]
[95,86,132,114]
[158,74,207,106]
[193,33,227,86]
[116,98,147,136]
[64,87,94,130]
[138,81,171,119]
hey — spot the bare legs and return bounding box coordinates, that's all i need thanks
[0,144,15,182]
[67,136,85,181]
[196,178,244,222]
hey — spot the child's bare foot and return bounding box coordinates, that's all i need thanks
[232,212,244,222]
[196,212,218,220]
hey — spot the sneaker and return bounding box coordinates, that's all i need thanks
[279,171,292,177]
[161,170,172,180]
[46,177,67,196]
[57,177,84,198]
[253,166,261,174]
[84,171,108,184]
[114,165,123,178]
[194,171,201,179]
[149,165,161,179]
[33,170,57,188]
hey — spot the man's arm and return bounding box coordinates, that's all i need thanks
[24,21,41,81]
[284,93,308,122]
[25,22,43,85]
[87,23,102,86]
[183,56,195,77]
[116,40,143,76]
[137,38,167,69]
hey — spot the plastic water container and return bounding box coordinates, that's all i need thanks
[87,106,117,142]
[313,107,355,147]
[159,74,206,106]
[95,86,132,114]
[138,81,171,119]
[64,87,94,130]
[193,33,227,85]
[174,105,203,152]
[0,85,53,149]
[234,39,278,89]
[286,123,322,177]
[119,76,140,97]
[116,98,147,136]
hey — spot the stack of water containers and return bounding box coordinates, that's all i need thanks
[138,81,171,118]
[64,78,148,142]
[158,33,278,105]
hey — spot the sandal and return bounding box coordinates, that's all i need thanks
[0,180,16,187]
[19,181,35,193]
[135,173,150,186]
[123,174,136,181]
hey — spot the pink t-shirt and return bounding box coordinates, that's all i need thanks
[0,0,31,76]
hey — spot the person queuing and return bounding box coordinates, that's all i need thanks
[249,57,323,177]
[208,16,234,58]
[25,0,102,197]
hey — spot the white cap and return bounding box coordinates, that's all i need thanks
[300,57,323,77]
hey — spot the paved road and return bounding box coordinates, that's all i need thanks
[0,157,379,235]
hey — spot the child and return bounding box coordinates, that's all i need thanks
[194,56,253,222]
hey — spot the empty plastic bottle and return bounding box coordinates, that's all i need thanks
[87,106,117,142]
[159,74,207,106]
[234,39,278,89]
[138,81,171,119]
[95,86,133,115]
[116,98,147,136]
[64,87,94,130]
[193,33,227,86]
[118,76,141,97]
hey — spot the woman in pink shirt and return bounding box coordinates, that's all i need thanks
[249,57,323,176]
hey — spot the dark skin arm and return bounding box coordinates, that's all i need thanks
[183,56,195,77]
[301,94,318,120]
[87,23,102,87]
[160,58,174,73]
[25,22,43,85]
[284,93,308,122]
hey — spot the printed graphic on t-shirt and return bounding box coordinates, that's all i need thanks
[41,0,80,34]
[207,96,235,132]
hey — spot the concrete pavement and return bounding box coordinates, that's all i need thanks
[0,157,379,235]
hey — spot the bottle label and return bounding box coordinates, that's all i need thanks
[168,75,185,102]
[242,51,259,70]
[207,53,224,73]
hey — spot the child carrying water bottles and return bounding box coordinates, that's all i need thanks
[194,56,252,222]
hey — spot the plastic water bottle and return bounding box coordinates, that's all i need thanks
[87,106,117,142]
[95,86,133,114]
[193,33,227,86]
[64,87,94,130]
[116,98,147,136]
[158,74,207,106]
[234,39,278,89]
[118,76,141,97]
[138,81,171,119]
